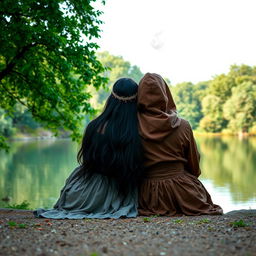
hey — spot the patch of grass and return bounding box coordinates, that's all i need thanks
[173,219,184,224]
[18,223,27,228]
[90,253,100,256]
[6,200,31,210]
[8,221,17,227]
[150,214,160,218]
[196,218,211,224]
[143,217,151,222]
[7,221,27,229]
[230,219,250,228]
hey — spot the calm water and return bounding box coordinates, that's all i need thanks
[0,137,255,213]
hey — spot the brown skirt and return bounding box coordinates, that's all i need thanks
[138,162,223,216]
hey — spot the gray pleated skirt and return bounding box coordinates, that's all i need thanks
[34,167,138,219]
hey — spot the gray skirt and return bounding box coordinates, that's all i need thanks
[34,167,138,219]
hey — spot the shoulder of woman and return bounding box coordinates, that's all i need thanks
[178,118,192,130]
[177,119,194,139]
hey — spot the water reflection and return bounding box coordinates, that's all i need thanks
[0,137,255,212]
[197,136,256,203]
[0,139,78,209]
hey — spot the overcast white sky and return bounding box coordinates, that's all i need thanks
[95,0,256,84]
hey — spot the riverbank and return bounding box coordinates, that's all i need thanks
[0,209,255,256]
[8,128,71,141]
[7,128,256,142]
[193,131,256,137]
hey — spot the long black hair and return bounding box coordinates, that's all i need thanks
[77,78,144,195]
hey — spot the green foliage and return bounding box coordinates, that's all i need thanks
[171,65,256,134]
[150,214,160,218]
[98,51,143,84]
[8,221,17,227]
[89,51,144,111]
[0,109,14,150]
[18,223,27,228]
[199,95,225,132]
[11,103,41,130]
[6,200,31,210]
[208,74,234,102]
[173,219,184,224]
[223,82,256,133]
[90,252,100,256]
[172,81,208,129]
[0,134,9,151]
[196,218,211,224]
[7,221,27,228]
[0,109,14,137]
[143,217,151,222]
[230,219,250,228]
[198,64,256,134]
[0,0,107,149]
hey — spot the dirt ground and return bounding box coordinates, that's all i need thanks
[0,208,255,256]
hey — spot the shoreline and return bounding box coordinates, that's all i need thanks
[6,132,256,143]
[193,131,256,137]
[0,208,255,256]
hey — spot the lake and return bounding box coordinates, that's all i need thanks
[0,136,255,213]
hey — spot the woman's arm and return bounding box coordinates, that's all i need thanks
[185,121,201,177]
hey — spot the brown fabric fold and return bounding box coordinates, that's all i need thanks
[138,163,223,216]
[137,73,223,216]
[138,73,181,141]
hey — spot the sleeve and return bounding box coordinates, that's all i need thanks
[184,121,201,177]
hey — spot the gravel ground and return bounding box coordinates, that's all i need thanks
[0,209,255,256]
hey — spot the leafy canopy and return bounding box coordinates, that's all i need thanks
[172,81,208,129]
[0,0,107,149]
[89,51,144,111]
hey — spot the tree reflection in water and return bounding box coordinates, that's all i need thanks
[0,137,255,209]
[197,136,256,202]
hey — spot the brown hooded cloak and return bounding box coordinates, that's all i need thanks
[137,73,223,216]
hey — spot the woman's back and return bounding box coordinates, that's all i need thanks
[34,78,144,219]
[78,78,144,195]
[137,73,222,216]
[141,118,201,177]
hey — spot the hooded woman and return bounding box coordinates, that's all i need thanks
[34,78,144,219]
[137,73,223,216]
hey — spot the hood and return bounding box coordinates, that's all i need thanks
[138,73,181,141]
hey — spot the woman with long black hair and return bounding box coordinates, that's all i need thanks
[34,78,144,219]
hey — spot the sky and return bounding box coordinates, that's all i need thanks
[95,0,256,84]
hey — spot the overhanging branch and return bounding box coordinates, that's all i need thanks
[0,43,37,82]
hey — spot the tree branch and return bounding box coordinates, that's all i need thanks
[0,43,37,82]
[10,69,68,122]
[0,11,31,19]
[0,81,28,108]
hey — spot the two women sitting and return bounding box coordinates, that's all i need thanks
[34,73,223,219]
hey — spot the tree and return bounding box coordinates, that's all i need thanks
[0,0,107,149]
[172,81,208,129]
[209,65,256,103]
[90,51,144,109]
[199,95,225,132]
[223,81,256,133]
[98,51,144,84]
[208,74,234,103]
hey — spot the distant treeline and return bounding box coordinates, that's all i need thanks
[0,52,255,138]
[171,64,256,134]
[91,56,256,135]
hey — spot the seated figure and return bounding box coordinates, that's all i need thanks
[137,73,223,216]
